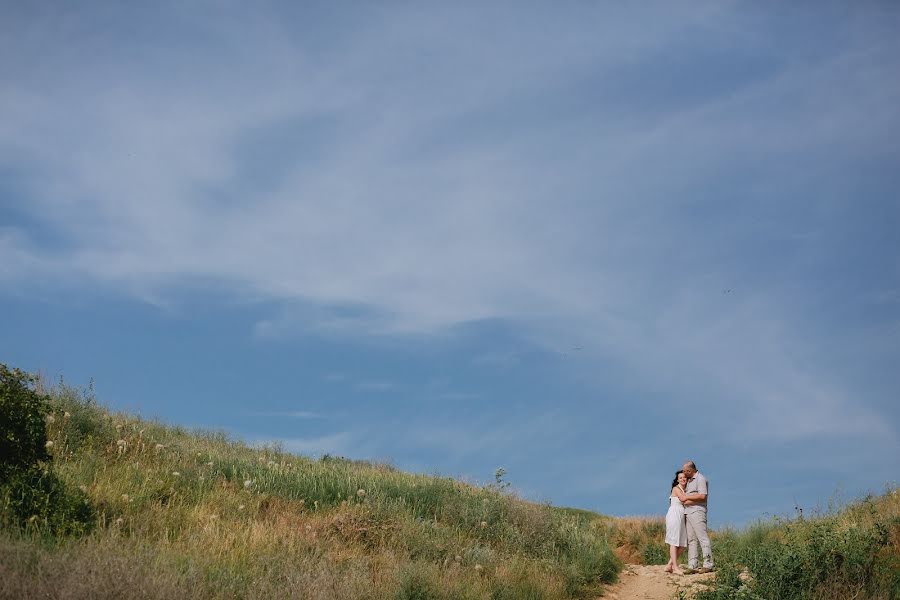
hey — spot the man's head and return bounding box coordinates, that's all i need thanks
[682,460,698,478]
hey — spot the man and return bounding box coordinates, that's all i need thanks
[681,460,714,573]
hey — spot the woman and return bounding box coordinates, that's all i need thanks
[664,470,689,574]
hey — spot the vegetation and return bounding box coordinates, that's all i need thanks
[0,367,621,599]
[4,364,896,599]
[0,365,94,535]
[695,491,900,600]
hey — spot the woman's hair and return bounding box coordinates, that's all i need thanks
[671,470,684,490]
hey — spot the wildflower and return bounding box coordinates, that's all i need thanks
[63,412,71,419]
[207,462,214,467]
[79,485,88,493]
[197,452,202,457]
[198,475,205,481]
[238,504,245,511]
[243,479,252,488]
[356,489,366,498]
[46,414,55,424]
[45,440,54,449]
[117,439,127,454]
[305,524,312,531]
[115,424,122,431]
[474,564,483,573]
[29,515,39,523]
[480,521,487,528]
[455,555,462,562]
[115,517,124,526]
[155,444,165,451]
[209,514,218,520]
[172,471,181,477]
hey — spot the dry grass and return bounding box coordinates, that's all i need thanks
[1,383,621,599]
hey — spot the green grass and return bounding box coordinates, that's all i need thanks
[0,382,622,599]
[695,490,900,600]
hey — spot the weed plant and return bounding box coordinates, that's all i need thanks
[695,491,900,600]
[1,377,621,599]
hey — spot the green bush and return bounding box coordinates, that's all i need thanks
[696,496,900,600]
[1,468,94,535]
[0,364,95,535]
[0,364,50,479]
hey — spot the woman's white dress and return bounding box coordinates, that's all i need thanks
[665,495,688,547]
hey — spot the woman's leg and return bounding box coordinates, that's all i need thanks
[669,545,684,574]
[667,544,677,572]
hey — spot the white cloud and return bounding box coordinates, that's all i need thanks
[1,2,897,447]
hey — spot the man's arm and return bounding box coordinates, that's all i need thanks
[684,475,708,504]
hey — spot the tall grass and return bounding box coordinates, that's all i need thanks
[695,490,900,600]
[0,381,621,599]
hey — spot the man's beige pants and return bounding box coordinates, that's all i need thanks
[686,510,713,569]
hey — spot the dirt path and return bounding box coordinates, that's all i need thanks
[602,565,715,600]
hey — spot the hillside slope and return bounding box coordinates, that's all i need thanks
[1,382,620,599]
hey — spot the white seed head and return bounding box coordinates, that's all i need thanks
[244,479,252,488]
[63,412,71,419]
[356,489,366,497]
[238,504,245,510]
[172,471,181,477]
[121,494,130,502]
[207,462,214,467]
[45,440,54,449]
[115,517,124,526]
[480,521,487,528]
[117,439,127,447]
[46,415,55,424]
[155,444,165,450]
[474,564,483,572]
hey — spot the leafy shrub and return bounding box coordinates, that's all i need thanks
[0,364,95,535]
[641,540,669,565]
[1,468,94,535]
[0,364,50,478]
[696,493,900,600]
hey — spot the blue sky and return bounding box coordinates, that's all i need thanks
[2,1,899,526]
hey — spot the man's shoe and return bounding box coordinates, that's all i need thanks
[682,568,697,575]
[698,567,715,574]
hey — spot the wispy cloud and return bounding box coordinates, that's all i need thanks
[355,381,396,393]
[2,1,898,456]
[246,411,323,419]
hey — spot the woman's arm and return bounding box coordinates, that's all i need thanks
[671,486,687,501]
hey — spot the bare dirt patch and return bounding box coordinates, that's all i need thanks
[602,564,714,600]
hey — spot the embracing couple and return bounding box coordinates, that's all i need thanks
[665,460,713,575]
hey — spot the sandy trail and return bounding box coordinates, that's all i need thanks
[602,564,715,600]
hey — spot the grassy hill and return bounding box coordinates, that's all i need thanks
[3,370,897,600]
[696,490,900,600]
[1,378,620,599]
